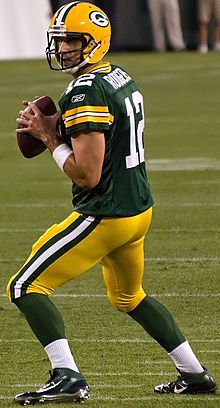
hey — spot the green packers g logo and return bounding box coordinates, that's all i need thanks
[89,11,109,27]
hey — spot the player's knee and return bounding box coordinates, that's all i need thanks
[6,274,28,303]
[107,290,146,313]
[6,275,24,303]
[6,270,53,303]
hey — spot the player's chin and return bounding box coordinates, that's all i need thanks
[63,63,74,70]
[62,59,79,69]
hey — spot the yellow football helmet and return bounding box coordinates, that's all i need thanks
[46,1,111,73]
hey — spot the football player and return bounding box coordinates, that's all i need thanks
[7,1,217,405]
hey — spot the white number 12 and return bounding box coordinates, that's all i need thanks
[125,91,145,169]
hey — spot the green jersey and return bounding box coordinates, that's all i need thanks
[58,61,154,217]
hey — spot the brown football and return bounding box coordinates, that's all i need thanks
[17,96,57,158]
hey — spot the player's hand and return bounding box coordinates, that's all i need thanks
[16,102,60,145]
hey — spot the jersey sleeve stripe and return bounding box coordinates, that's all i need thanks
[65,115,111,128]
[65,111,109,121]
[63,105,109,119]
[62,105,114,127]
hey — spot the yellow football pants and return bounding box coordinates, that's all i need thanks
[7,207,152,313]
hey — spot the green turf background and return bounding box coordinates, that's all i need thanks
[0,51,219,407]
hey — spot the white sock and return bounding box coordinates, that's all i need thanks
[198,44,208,53]
[214,42,220,51]
[169,341,204,373]
[44,339,79,372]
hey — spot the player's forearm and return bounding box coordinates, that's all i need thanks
[63,153,101,190]
[50,143,100,190]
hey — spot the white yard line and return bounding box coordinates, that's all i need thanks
[0,203,68,208]
[1,228,220,233]
[0,292,220,299]
[0,338,219,344]
[148,157,220,171]
[144,257,220,262]
[92,396,220,402]
[197,350,220,353]
[151,229,220,233]
[1,257,220,263]
[1,202,220,208]
[0,229,44,232]
[0,258,25,262]
[158,203,220,207]
[0,395,219,402]
[0,292,220,298]
[52,292,220,298]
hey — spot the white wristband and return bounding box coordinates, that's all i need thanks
[52,144,72,171]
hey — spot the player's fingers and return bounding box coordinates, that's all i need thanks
[16,117,28,127]
[16,127,29,133]
[28,102,41,115]
[19,110,33,120]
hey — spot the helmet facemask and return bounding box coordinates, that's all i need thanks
[46,26,101,74]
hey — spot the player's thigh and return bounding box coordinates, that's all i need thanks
[7,207,152,303]
[102,236,145,296]
[7,212,104,301]
[101,208,152,311]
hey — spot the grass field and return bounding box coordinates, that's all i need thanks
[0,51,219,407]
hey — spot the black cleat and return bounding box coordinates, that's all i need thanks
[14,368,90,405]
[154,367,218,394]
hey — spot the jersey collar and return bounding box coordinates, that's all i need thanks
[84,61,112,74]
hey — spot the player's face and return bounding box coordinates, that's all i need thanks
[57,39,82,69]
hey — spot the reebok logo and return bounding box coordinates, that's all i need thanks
[71,94,85,103]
